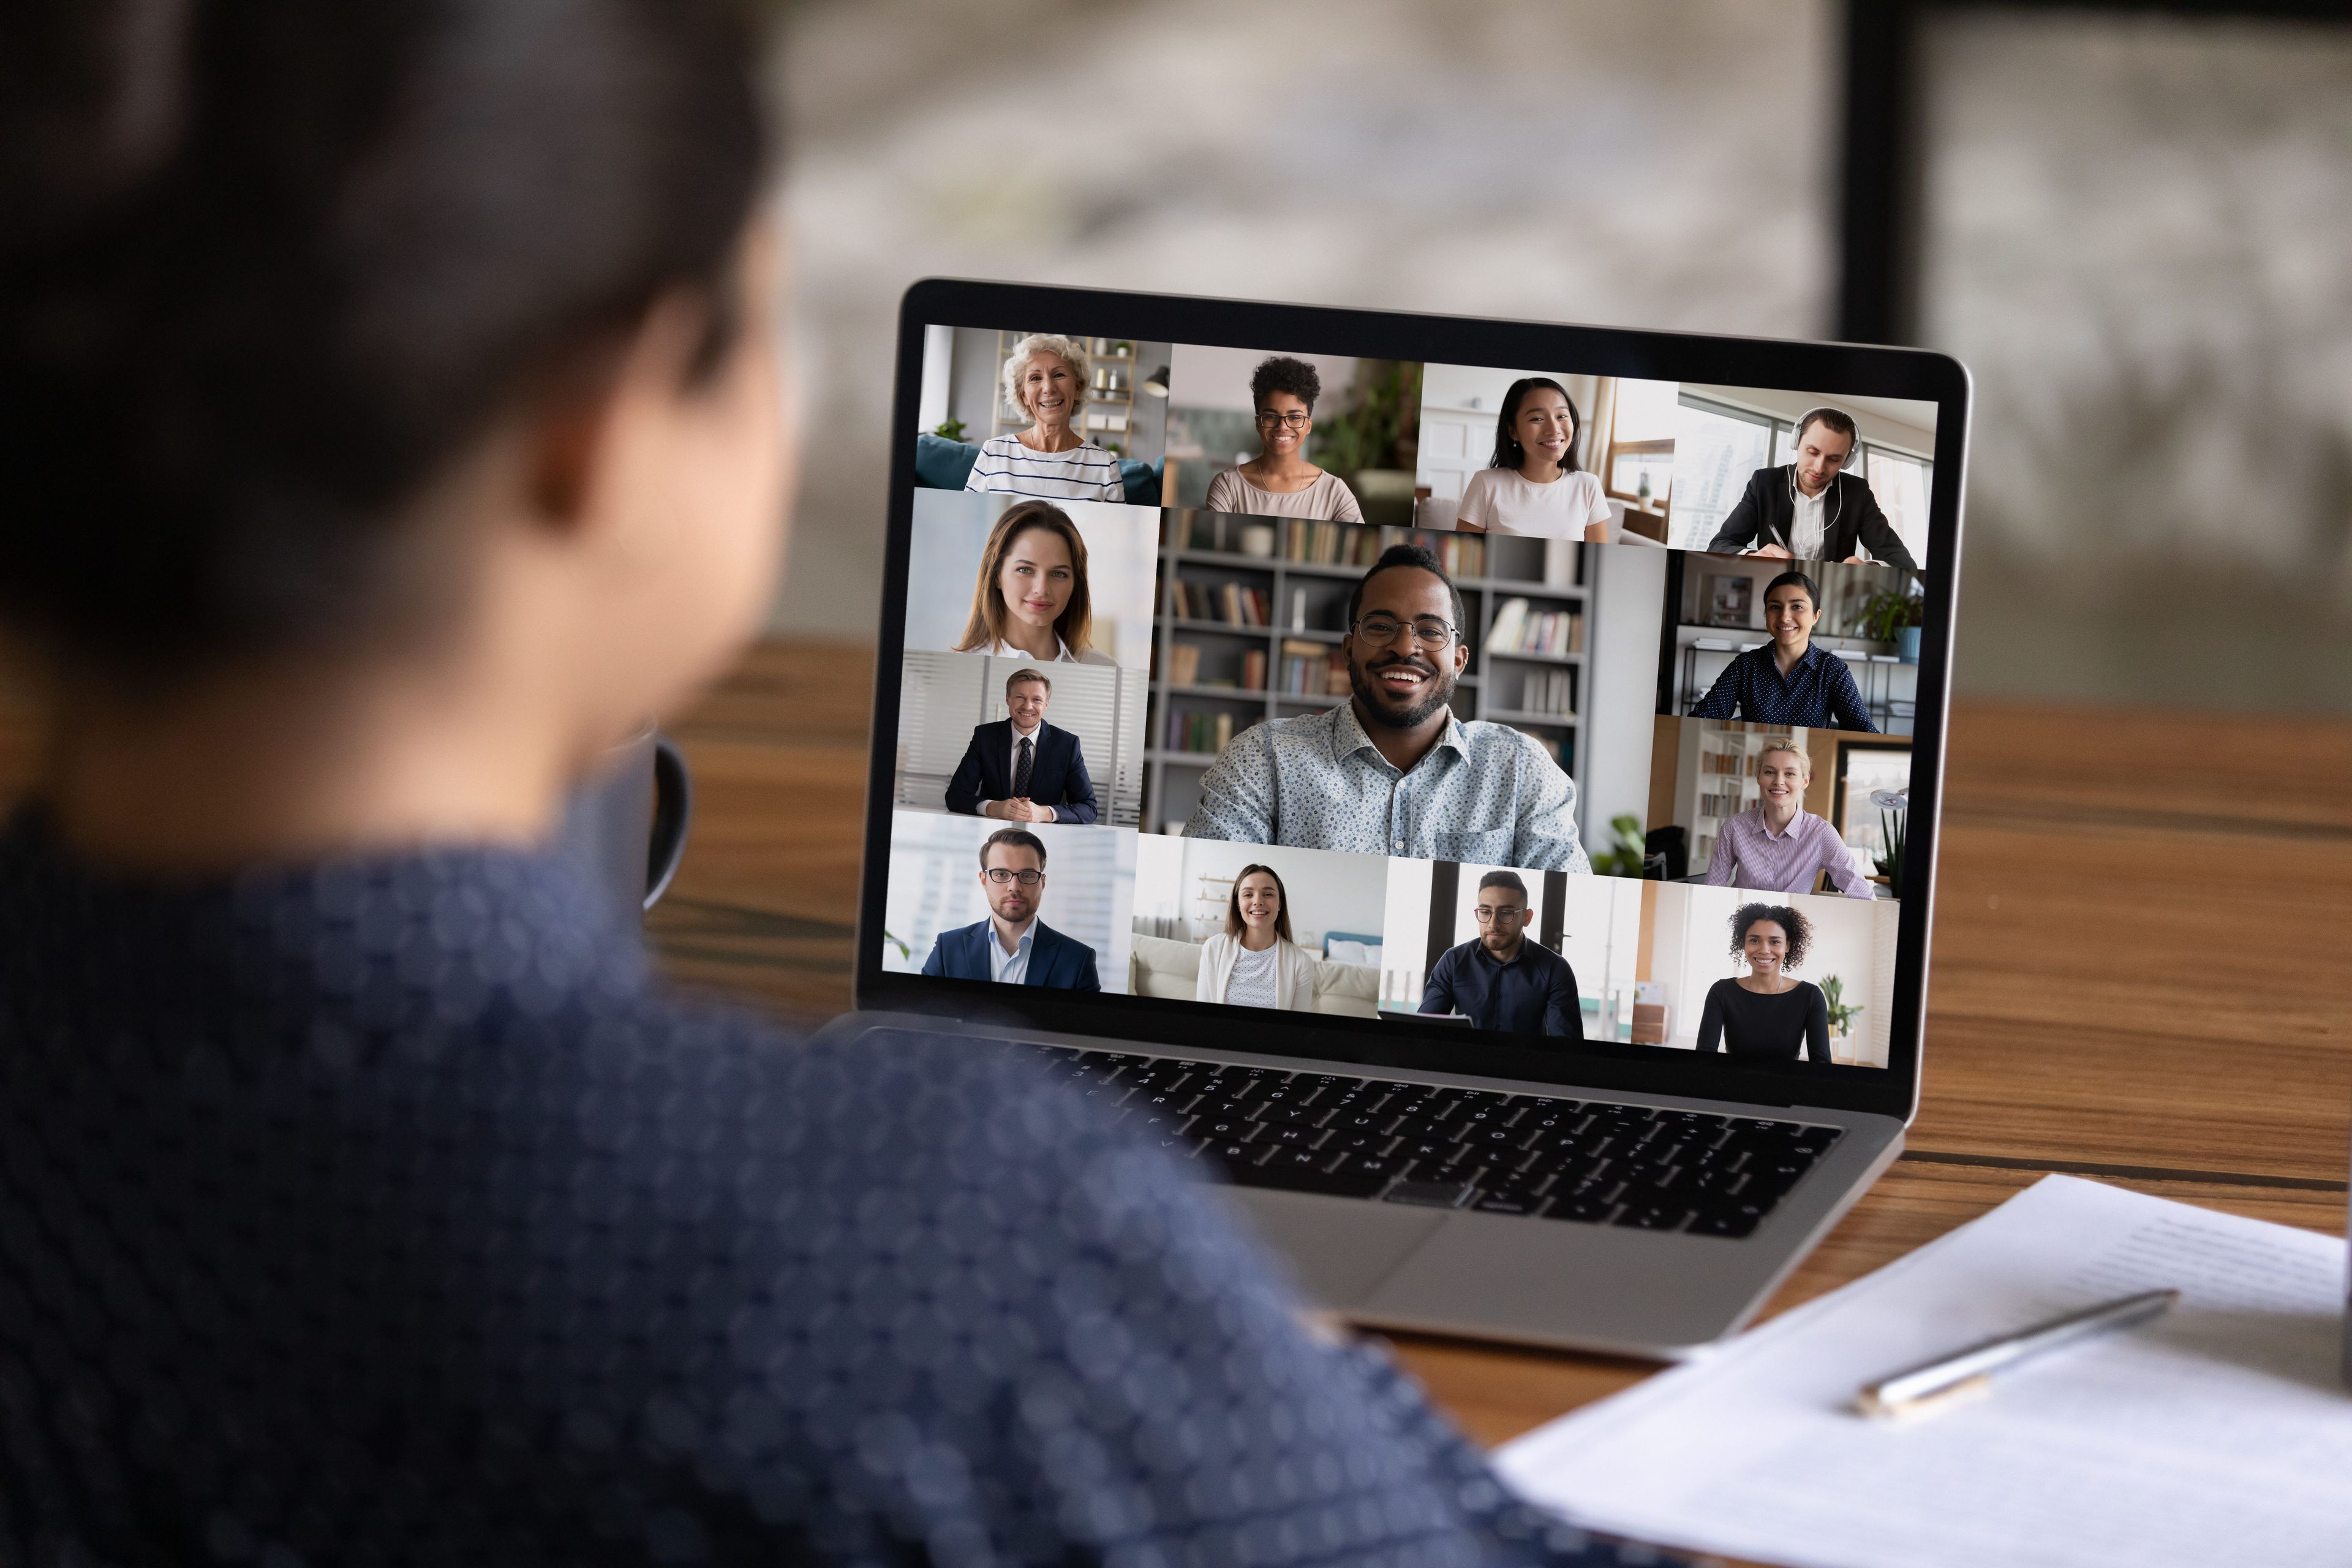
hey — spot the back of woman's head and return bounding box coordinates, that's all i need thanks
[0,0,765,680]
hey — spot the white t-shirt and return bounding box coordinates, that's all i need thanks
[1454,467,1610,538]
[1225,942,1280,1009]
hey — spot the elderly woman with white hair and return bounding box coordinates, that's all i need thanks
[964,332,1127,502]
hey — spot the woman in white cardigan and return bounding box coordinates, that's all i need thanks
[1196,864,1321,1011]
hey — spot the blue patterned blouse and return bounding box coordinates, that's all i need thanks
[0,812,1665,1567]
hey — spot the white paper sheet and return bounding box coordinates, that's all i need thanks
[1494,1175,2352,1568]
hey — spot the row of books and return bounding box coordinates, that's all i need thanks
[1516,668,1576,717]
[1700,749,1764,775]
[1163,643,1277,692]
[1166,579,1273,627]
[1169,710,1235,755]
[1696,786,1752,818]
[1488,597,1585,657]
[1277,639,1350,698]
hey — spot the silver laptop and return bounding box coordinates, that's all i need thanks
[826,281,1966,1357]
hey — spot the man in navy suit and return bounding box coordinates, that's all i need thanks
[943,668,1099,824]
[921,828,1102,989]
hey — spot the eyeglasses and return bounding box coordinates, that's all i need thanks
[982,868,1043,886]
[1473,905,1526,923]
[1254,410,1310,430]
[1353,613,1458,649]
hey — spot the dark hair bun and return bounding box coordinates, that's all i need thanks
[0,0,764,678]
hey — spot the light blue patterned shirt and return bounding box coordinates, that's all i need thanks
[1183,701,1591,872]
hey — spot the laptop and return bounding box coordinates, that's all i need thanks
[828,279,1967,1357]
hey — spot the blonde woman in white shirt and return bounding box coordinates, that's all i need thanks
[1452,377,1611,541]
[1196,864,1320,1010]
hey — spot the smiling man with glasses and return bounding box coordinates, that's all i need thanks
[1183,545,1589,870]
[919,828,1102,988]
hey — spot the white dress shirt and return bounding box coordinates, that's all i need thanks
[981,720,1056,823]
[987,918,1036,986]
[982,637,1116,668]
[1787,480,1828,560]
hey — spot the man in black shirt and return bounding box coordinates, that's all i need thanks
[1419,870,1585,1038]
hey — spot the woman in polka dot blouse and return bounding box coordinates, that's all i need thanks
[0,5,1670,1564]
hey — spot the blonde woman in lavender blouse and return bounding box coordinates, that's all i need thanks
[1706,738,1880,899]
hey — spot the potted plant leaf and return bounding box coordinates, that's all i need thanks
[1857,587,1925,663]
[1312,361,1423,526]
[1820,974,1863,1059]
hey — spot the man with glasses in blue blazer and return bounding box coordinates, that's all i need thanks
[921,828,1102,989]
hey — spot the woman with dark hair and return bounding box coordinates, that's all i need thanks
[950,499,1114,664]
[0,6,1653,1564]
[1687,570,1879,731]
[1204,354,1365,521]
[1453,377,1612,540]
[1695,902,1834,1064]
[1195,862,1318,1009]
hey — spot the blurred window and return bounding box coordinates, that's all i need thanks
[1672,396,1773,549]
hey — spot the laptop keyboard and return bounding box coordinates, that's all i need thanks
[1031,1046,1841,1238]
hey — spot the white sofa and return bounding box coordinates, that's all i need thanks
[1128,933,1380,1018]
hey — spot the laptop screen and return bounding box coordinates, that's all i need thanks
[879,316,1942,1080]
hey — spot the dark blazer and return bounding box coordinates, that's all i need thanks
[944,719,1098,824]
[1703,466,1919,571]
[921,917,1102,989]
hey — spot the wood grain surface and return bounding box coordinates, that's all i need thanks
[5,640,2347,1491]
[630,642,2352,1456]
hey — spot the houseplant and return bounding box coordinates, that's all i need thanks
[1589,813,1651,878]
[1312,361,1423,525]
[1857,587,1924,663]
[1820,974,1863,1059]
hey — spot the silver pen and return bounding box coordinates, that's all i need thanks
[1855,1287,2181,1420]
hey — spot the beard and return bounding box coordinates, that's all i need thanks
[1349,649,1457,732]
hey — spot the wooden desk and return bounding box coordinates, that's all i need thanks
[6,642,2348,1457]
[641,641,2352,1449]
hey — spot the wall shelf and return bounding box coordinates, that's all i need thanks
[1147,515,1597,834]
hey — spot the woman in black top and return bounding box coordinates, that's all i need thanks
[1695,902,1834,1064]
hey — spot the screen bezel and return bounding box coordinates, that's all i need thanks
[857,277,1968,1121]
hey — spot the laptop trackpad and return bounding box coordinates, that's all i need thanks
[1224,1190,1447,1309]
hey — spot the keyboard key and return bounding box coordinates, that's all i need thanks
[1227,1151,1393,1199]
[1615,1201,1693,1232]
[1688,1202,1768,1238]
[1383,1178,1477,1209]
[1545,1191,1622,1224]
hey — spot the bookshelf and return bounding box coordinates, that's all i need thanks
[1145,512,1593,834]
[1680,722,1787,870]
[992,331,1149,458]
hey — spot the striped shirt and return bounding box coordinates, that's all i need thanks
[964,434,1125,502]
[1688,641,1880,732]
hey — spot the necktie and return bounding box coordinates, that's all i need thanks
[1013,735,1033,800]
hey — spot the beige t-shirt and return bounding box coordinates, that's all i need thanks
[1455,467,1610,538]
[1206,467,1365,522]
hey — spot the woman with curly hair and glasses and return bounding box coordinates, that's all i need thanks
[1695,903,1834,1064]
[963,332,1125,502]
[1205,354,1365,521]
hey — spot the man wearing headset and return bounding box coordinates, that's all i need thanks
[1703,407,1921,570]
